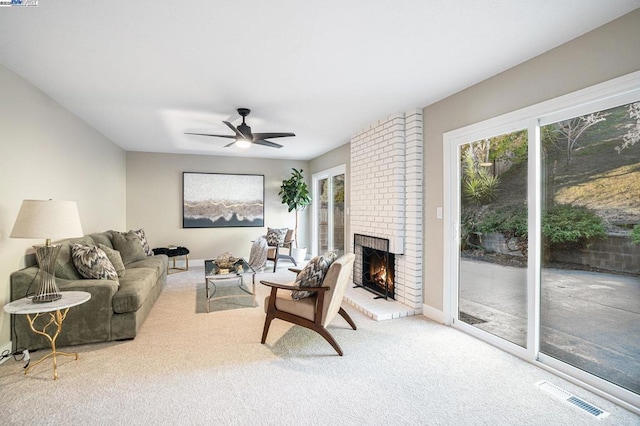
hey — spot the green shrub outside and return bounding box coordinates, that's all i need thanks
[631,224,640,245]
[542,204,606,250]
[462,203,606,256]
[477,204,528,255]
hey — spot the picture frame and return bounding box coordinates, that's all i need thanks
[182,172,264,228]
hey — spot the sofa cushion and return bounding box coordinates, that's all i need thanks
[126,255,168,279]
[71,244,119,284]
[89,232,114,249]
[98,243,126,277]
[111,230,148,265]
[291,251,338,300]
[55,236,96,280]
[112,267,157,314]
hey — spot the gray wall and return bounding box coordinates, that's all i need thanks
[422,9,640,312]
[0,64,127,346]
[126,152,309,261]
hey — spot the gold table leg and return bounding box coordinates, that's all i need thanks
[25,308,78,380]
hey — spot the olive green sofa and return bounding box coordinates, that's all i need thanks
[10,230,168,351]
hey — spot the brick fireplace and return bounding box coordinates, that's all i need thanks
[345,109,423,320]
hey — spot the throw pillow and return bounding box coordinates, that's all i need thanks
[133,228,153,256]
[71,244,119,284]
[266,227,287,246]
[291,251,338,300]
[111,230,148,265]
[98,243,126,277]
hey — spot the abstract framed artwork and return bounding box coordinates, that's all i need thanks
[182,172,264,228]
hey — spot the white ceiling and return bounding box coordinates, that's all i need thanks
[1,1,639,160]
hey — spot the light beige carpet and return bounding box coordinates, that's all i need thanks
[0,264,637,425]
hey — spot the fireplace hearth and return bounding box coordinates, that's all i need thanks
[354,234,395,300]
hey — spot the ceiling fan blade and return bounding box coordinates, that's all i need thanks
[184,132,235,139]
[223,121,244,138]
[253,139,283,148]
[252,132,295,139]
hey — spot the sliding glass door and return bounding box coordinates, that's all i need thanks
[445,73,640,409]
[539,102,640,396]
[312,165,346,257]
[457,130,529,348]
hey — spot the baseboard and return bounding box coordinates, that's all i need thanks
[0,341,12,365]
[422,304,449,325]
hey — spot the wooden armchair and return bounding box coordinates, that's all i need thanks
[266,228,296,272]
[260,253,356,356]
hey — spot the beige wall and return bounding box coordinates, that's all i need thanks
[309,142,350,176]
[422,9,640,313]
[125,152,309,261]
[0,64,127,346]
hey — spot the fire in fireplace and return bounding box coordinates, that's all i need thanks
[363,247,395,298]
[354,234,395,300]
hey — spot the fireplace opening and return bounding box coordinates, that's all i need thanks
[354,234,395,300]
[363,247,395,299]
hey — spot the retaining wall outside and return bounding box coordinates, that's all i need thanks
[481,232,640,274]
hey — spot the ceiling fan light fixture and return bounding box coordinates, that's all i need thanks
[184,108,293,150]
[236,138,252,149]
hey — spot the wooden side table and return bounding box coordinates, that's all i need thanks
[3,291,91,380]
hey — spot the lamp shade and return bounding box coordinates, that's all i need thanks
[10,200,84,242]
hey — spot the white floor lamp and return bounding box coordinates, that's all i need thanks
[10,200,83,303]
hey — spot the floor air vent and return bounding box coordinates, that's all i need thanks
[535,380,609,419]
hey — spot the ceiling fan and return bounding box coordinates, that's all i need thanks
[185,108,295,149]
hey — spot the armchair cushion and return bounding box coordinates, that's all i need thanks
[266,227,287,246]
[265,291,317,322]
[291,251,337,300]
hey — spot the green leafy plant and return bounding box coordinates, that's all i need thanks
[278,168,311,247]
[542,204,606,250]
[477,204,529,256]
[461,150,500,205]
[461,208,485,251]
[631,224,640,245]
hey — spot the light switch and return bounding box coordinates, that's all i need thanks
[436,207,443,219]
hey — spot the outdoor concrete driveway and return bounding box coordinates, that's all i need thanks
[459,259,640,394]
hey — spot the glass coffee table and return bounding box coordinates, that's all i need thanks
[204,258,256,313]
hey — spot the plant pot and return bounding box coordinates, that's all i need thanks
[292,247,307,263]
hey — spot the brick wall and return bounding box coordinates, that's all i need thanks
[350,110,423,310]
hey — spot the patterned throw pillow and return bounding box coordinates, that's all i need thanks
[71,244,119,284]
[111,230,148,265]
[291,251,338,300]
[98,243,126,277]
[266,228,287,246]
[133,229,153,256]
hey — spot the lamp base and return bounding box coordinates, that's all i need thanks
[32,293,63,303]
[32,244,63,304]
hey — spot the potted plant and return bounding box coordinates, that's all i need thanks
[279,168,311,262]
